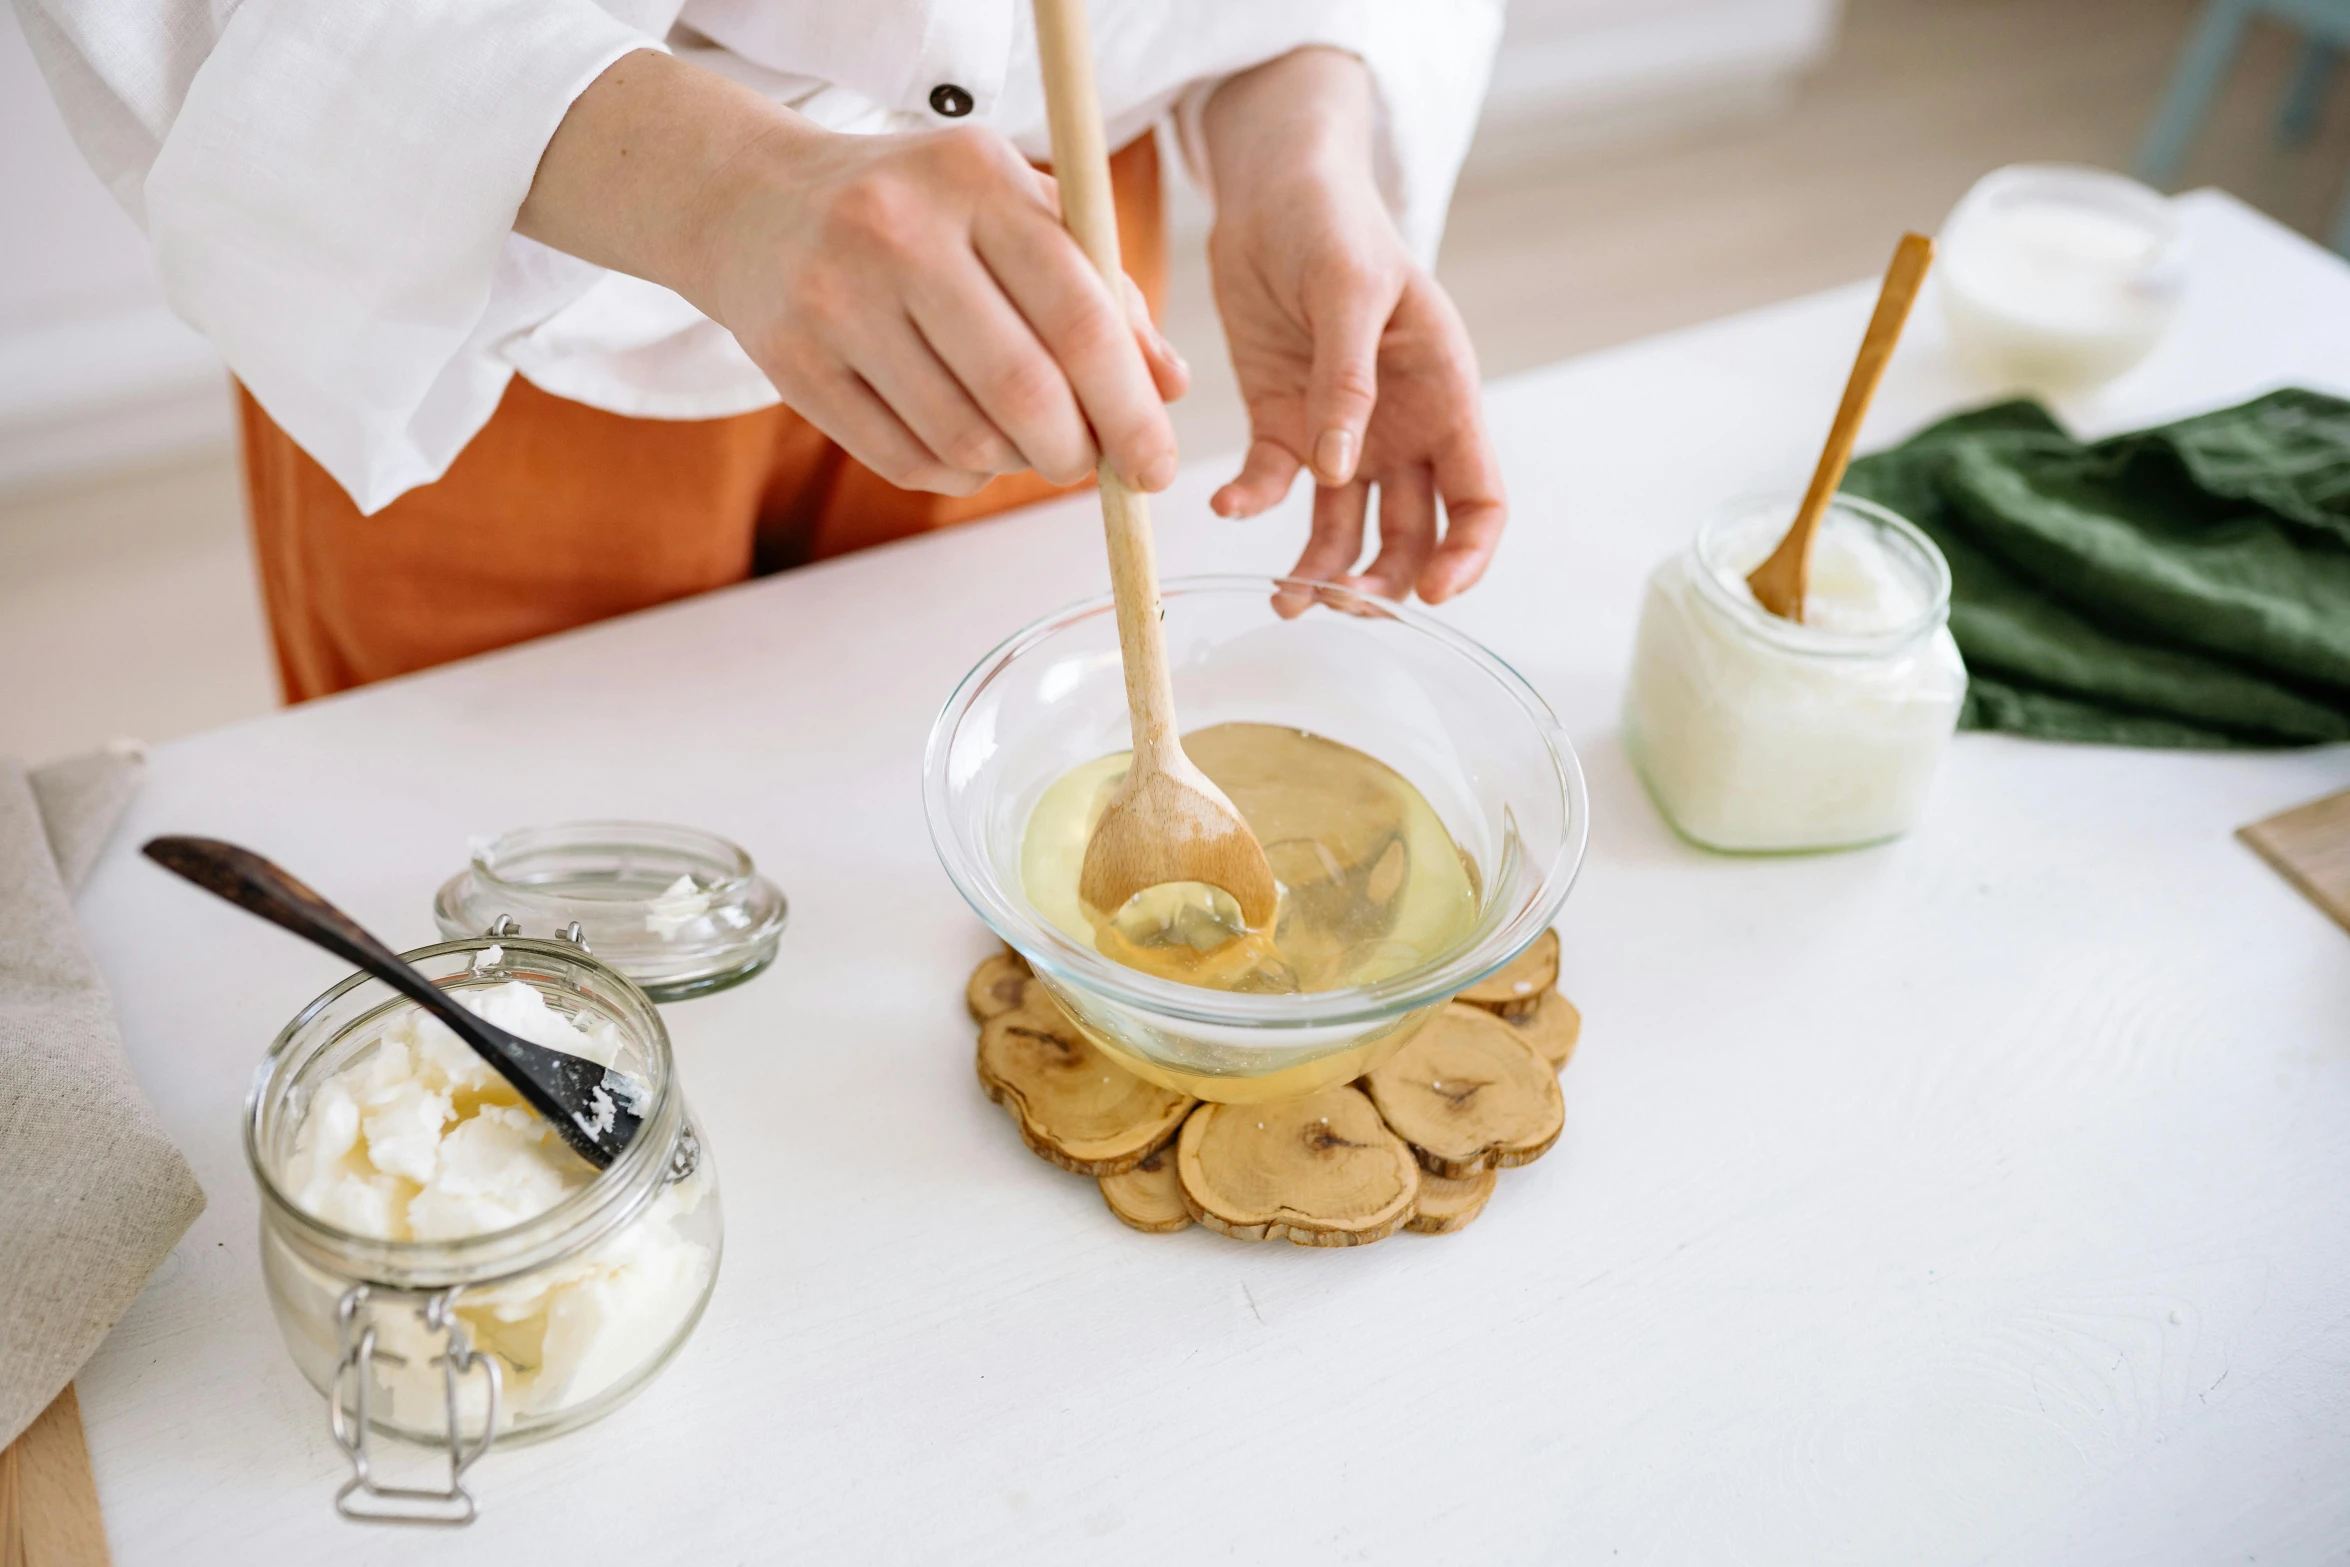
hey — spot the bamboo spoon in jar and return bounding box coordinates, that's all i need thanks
[1033,0,1279,930]
[1745,232,1935,622]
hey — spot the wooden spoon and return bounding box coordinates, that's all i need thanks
[1032,0,1279,930]
[143,836,643,1168]
[1745,231,1935,621]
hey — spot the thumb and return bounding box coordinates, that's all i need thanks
[1304,283,1388,487]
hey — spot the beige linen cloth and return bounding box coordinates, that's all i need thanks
[0,747,204,1449]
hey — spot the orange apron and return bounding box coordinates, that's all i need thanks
[241,134,1165,702]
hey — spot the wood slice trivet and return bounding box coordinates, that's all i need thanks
[1512,989,1581,1068]
[1453,928,1557,1019]
[1178,1087,1419,1245]
[1363,1003,1565,1177]
[1099,1146,1190,1233]
[966,951,1034,1021]
[976,994,1193,1176]
[969,939,1580,1246]
[1407,1169,1497,1234]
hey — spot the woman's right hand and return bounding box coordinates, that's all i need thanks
[520,50,1185,497]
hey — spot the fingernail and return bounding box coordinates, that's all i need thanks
[1314,428,1356,486]
[1137,455,1178,491]
[1156,329,1188,375]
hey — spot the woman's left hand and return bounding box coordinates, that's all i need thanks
[1201,48,1507,613]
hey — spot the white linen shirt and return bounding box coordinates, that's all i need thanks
[17,0,1502,513]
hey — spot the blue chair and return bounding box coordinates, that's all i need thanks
[2138,0,2350,255]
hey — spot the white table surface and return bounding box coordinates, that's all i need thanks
[71,191,2350,1565]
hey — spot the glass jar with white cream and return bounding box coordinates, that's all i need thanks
[1622,494,1965,853]
[245,934,720,1524]
[1938,163,2184,391]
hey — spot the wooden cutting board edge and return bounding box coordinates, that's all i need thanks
[2237,786,2350,937]
[0,1384,111,1567]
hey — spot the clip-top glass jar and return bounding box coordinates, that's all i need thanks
[1622,494,1966,853]
[246,934,722,1525]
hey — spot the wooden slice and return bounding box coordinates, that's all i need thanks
[1177,1086,1419,1247]
[1407,1168,1497,1234]
[1454,928,1559,1019]
[977,1003,1193,1176]
[1364,1003,1564,1177]
[1099,1144,1192,1233]
[1507,990,1581,1070]
[966,951,1033,1021]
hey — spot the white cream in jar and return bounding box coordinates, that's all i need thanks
[1622,494,1965,852]
[1938,164,2182,391]
[279,979,715,1429]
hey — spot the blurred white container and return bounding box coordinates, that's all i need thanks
[1937,164,2185,392]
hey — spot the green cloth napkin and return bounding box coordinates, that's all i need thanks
[1841,388,2350,748]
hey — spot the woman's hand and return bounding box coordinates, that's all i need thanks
[1201,48,1505,610]
[519,50,1186,497]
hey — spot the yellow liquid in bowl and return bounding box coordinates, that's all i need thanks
[1019,723,1480,1097]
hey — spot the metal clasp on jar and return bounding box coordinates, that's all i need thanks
[329,1284,502,1526]
[667,1119,701,1184]
[481,914,590,951]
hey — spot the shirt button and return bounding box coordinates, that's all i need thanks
[929,83,974,118]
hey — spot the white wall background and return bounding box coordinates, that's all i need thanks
[1483,0,1838,146]
[1,3,233,493]
[0,0,1837,496]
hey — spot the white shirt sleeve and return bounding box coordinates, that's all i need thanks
[19,0,664,514]
[1160,1,1504,270]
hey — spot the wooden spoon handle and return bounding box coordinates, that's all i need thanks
[1032,0,1122,287]
[1799,231,1933,522]
[1032,0,1180,769]
[143,835,418,995]
[1747,231,1935,619]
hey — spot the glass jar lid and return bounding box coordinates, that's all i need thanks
[433,821,785,1001]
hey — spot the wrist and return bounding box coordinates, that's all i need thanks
[1200,46,1378,216]
[667,107,831,314]
[519,49,822,306]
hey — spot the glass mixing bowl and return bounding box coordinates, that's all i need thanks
[924,576,1589,1103]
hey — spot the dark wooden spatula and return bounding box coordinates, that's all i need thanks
[143,835,642,1168]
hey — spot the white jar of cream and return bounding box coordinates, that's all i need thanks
[1622,494,1966,853]
[1938,163,2183,391]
